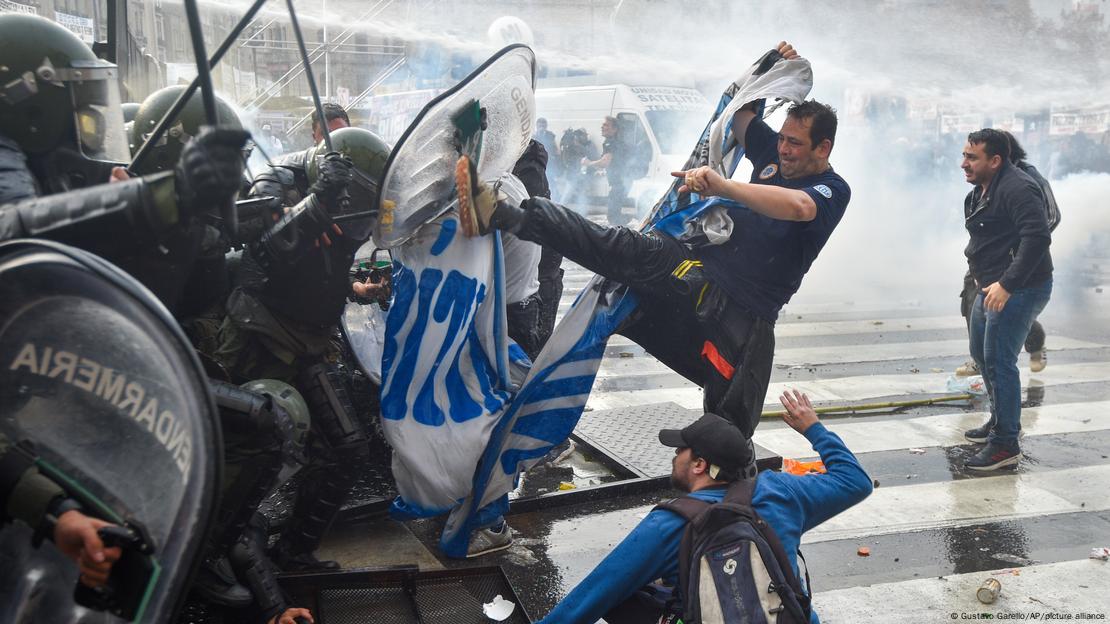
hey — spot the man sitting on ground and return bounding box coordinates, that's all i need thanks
[535,390,872,624]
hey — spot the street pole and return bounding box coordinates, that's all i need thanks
[323,0,330,102]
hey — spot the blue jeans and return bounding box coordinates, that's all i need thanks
[969,278,1052,446]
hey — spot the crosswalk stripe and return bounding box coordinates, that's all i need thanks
[753,400,1110,458]
[812,559,1110,621]
[545,274,1110,616]
[804,464,1110,544]
[593,337,1103,372]
[602,315,972,342]
[585,360,1110,411]
[773,337,1103,367]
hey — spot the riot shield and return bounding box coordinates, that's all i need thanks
[0,240,221,623]
[374,44,536,249]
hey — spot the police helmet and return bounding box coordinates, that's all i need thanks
[0,14,130,163]
[239,379,310,449]
[306,127,391,240]
[130,85,242,174]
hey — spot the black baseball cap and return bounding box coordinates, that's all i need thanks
[659,413,754,480]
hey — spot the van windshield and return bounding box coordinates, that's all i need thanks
[645,109,711,155]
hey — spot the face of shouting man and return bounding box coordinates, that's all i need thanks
[961,140,1002,190]
[777,114,831,179]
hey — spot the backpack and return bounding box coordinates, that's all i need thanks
[657,480,812,624]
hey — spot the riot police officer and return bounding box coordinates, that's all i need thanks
[126,84,251,322]
[209,126,390,571]
[123,86,325,613]
[0,14,249,316]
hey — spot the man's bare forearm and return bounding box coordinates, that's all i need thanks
[718,180,816,222]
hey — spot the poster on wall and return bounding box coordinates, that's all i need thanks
[0,0,38,15]
[55,10,95,43]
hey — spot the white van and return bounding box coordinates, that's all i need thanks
[536,84,712,215]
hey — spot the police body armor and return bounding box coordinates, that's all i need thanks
[242,127,390,328]
[0,240,221,622]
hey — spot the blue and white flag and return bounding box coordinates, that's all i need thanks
[374,46,813,557]
[441,55,813,557]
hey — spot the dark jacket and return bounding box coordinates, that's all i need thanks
[964,162,1053,292]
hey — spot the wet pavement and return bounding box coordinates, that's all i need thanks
[316,261,1110,621]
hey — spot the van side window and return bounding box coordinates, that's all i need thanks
[617,113,652,179]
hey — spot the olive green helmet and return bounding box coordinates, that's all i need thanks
[130,85,243,174]
[0,14,130,162]
[306,126,391,240]
[240,379,310,449]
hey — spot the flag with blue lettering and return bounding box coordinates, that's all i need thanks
[440,55,814,557]
[376,48,813,557]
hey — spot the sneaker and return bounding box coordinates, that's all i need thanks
[466,522,513,558]
[955,360,980,377]
[1029,349,1046,373]
[964,422,992,444]
[965,443,1022,471]
[193,555,253,607]
[456,155,504,237]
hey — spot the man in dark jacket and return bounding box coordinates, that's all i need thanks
[957,132,1059,377]
[960,128,1053,471]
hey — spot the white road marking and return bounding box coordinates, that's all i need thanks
[804,464,1110,544]
[813,559,1110,622]
[753,400,1110,458]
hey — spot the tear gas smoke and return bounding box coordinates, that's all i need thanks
[185,0,1109,318]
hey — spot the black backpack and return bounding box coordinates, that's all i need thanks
[657,480,812,624]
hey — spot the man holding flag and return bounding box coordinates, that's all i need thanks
[457,41,850,455]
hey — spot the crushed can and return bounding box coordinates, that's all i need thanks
[976,578,1002,604]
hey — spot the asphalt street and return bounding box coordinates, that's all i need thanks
[322,249,1110,622]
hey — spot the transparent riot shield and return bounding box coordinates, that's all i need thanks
[374,44,536,249]
[0,240,221,623]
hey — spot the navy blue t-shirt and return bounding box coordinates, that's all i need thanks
[697,118,850,322]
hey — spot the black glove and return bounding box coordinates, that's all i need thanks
[308,151,354,209]
[176,126,250,215]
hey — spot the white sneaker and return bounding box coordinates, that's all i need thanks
[466,523,513,558]
[1029,350,1046,373]
[955,361,980,377]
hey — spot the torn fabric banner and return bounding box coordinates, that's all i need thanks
[441,51,812,558]
[370,45,812,558]
[373,45,537,538]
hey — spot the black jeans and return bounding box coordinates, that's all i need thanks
[513,197,775,438]
[507,292,543,360]
[607,177,629,224]
[536,246,564,349]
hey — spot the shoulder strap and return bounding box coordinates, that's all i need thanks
[722,478,755,506]
[752,511,812,618]
[655,494,715,612]
[656,496,712,522]
[797,549,813,599]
